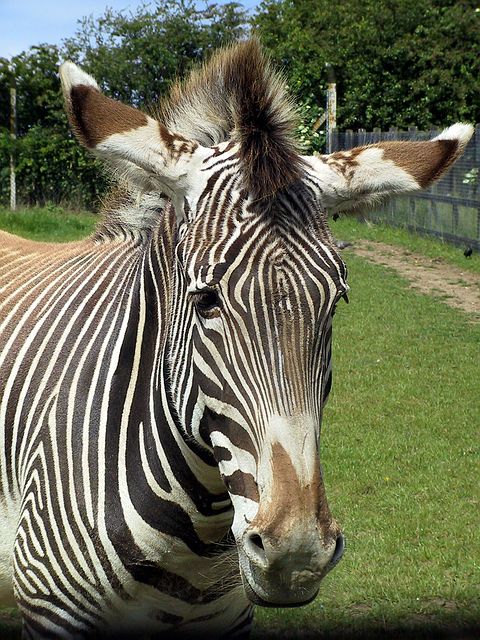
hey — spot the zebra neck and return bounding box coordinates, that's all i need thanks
[105,231,232,550]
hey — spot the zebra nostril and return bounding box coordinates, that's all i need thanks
[244,531,268,567]
[250,534,264,550]
[329,533,345,568]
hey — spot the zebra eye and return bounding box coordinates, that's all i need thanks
[192,289,221,315]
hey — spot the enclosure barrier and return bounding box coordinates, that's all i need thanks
[332,125,480,250]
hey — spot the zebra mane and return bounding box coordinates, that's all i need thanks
[99,39,303,235]
[157,38,302,202]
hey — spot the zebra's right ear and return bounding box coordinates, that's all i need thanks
[59,62,208,219]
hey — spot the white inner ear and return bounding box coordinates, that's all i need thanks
[303,148,420,214]
[94,120,212,223]
[346,147,419,192]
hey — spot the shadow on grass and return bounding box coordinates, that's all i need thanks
[254,624,480,640]
[2,617,479,640]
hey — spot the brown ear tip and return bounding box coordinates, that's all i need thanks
[67,85,100,148]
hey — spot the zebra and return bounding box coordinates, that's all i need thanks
[0,40,473,638]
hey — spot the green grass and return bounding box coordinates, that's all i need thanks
[1,209,479,637]
[332,216,480,275]
[0,206,97,242]
[254,253,479,638]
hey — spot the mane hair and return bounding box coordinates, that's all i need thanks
[98,39,303,235]
[157,38,303,202]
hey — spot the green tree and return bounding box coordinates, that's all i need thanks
[0,44,105,208]
[0,0,248,208]
[63,0,248,107]
[254,0,480,150]
[0,44,64,134]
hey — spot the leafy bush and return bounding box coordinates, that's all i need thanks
[0,125,105,209]
[0,0,248,210]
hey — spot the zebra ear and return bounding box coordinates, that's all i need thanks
[305,124,473,215]
[59,62,207,217]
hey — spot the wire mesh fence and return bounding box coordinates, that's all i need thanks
[332,125,480,249]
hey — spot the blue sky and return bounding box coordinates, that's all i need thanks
[0,0,259,59]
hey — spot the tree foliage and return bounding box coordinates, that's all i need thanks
[254,0,480,150]
[0,0,248,208]
[0,0,478,206]
[63,0,248,106]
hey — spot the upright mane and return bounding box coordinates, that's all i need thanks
[99,39,303,234]
[158,38,302,201]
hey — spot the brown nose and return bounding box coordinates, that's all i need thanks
[239,441,344,604]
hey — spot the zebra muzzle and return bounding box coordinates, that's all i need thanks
[238,526,344,607]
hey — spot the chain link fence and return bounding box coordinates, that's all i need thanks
[332,125,480,249]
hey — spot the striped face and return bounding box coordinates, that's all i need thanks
[59,59,473,610]
[168,175,349,606]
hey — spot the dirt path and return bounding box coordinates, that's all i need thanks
[347,240,480,319]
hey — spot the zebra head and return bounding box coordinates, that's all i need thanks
[60,41,473,608]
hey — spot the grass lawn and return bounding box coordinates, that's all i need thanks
[0,206,97,242]
[254,252,479,638]
[1,209,479,638]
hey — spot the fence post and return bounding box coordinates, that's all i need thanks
[346,129,354,150]
[325,63,336,153]
[331,127,339,152]
[9,75,17,211]
[409,197,416,230]
[358,128,366,146]
[408,125,418,139]
[428,128,439,231]
[373,127,381,144]
[476,125,480,244]
[388,126,398,141]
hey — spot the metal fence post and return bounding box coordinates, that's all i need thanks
[331,127,339,152]
[475,125,480,245]
[388,126,397,142]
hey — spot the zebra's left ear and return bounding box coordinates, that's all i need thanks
[59,62,208,220]
[305,124,474,215]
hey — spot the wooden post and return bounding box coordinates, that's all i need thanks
[475,125,480,244]
[388,126,398,141]
[325,63,336,153]
[346,128,354,150]
[9,72,16,211]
